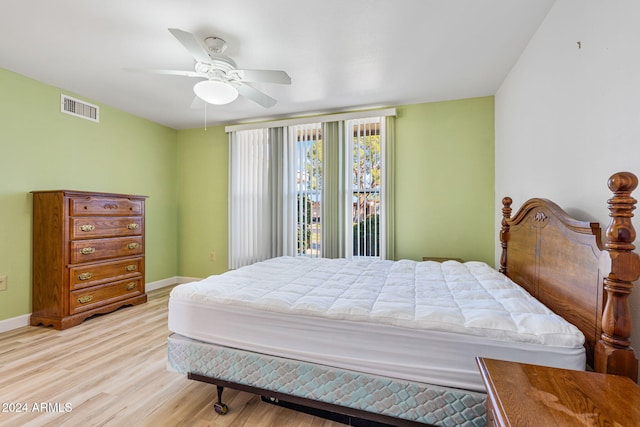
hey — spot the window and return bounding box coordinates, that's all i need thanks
[292,117,384,259]
[294,123,322,257]
[228,110,395,268]
[349,118,383,258]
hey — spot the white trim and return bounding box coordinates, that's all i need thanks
[0,314,30,333]
[173,276,203,285]
[0,276,204,334]
[145,276,178,291]
[225,108,397,133]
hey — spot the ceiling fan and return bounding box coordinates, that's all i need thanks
[129,28,291,108]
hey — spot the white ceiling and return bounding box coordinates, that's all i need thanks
[0,0,555,130]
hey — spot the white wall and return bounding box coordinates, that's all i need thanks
[496,0,640,380]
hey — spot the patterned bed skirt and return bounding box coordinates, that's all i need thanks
[167,333,486,427]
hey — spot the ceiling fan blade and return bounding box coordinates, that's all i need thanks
[235,83,278,108]
[233,69,291,85]
[124,68,207,78]
[168,28,212,64]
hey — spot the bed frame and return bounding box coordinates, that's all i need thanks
[499,171,638,381]
[181,171,639,426]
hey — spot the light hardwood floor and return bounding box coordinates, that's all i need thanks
[0,286,343,427]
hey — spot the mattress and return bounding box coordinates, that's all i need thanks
[168,256,586,392]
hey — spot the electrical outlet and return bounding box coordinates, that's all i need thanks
[0,275,7,291]
[210,251,216,262]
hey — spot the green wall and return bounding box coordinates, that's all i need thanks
[0,68,178,321]
[176,128,229,278]
[0,66,494,323]
[395,97,495,263]
[175,96,496,276]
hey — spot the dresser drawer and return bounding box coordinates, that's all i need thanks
[70,257,144,290]
[70,196,144,216]
[70,217,143,239]
[70,278,143,314]
[70,236,143,264]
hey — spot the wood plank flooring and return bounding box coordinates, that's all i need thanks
[0,286,343,427]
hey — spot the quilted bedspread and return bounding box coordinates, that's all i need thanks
[170,256,584,347]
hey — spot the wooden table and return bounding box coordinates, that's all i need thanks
[476,357,640,427]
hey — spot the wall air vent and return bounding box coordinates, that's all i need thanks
[61,94,100,122]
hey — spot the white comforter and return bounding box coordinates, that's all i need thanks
[170,256,584,347]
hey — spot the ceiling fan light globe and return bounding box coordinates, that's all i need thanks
[193,80,238,105]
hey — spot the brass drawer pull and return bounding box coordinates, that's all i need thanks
[127,223,139,230]
[127,243,139,250]
[125,283,136,291]
[78,295,93,304]
[79,224,95,232]
[125,264,137,272]
[78,272,93,281]
[80,247,96,255]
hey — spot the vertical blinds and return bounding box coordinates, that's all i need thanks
[228,112,391,269]
[293,123,322,257]
[349,117,383,258]
[229,128,270,269]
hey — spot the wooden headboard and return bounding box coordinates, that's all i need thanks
[499,171,639,382]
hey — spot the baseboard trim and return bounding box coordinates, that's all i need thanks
[146,276,201,291]
[0,314,31,334]
[175,276,202,285]
[0,276,199,334]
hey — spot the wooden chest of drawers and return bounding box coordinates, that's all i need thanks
[31,190,148,329]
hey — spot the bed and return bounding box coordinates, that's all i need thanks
[167,171,639,427]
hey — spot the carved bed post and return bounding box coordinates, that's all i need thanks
[595,172,640,381]
[499,197,512,274]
